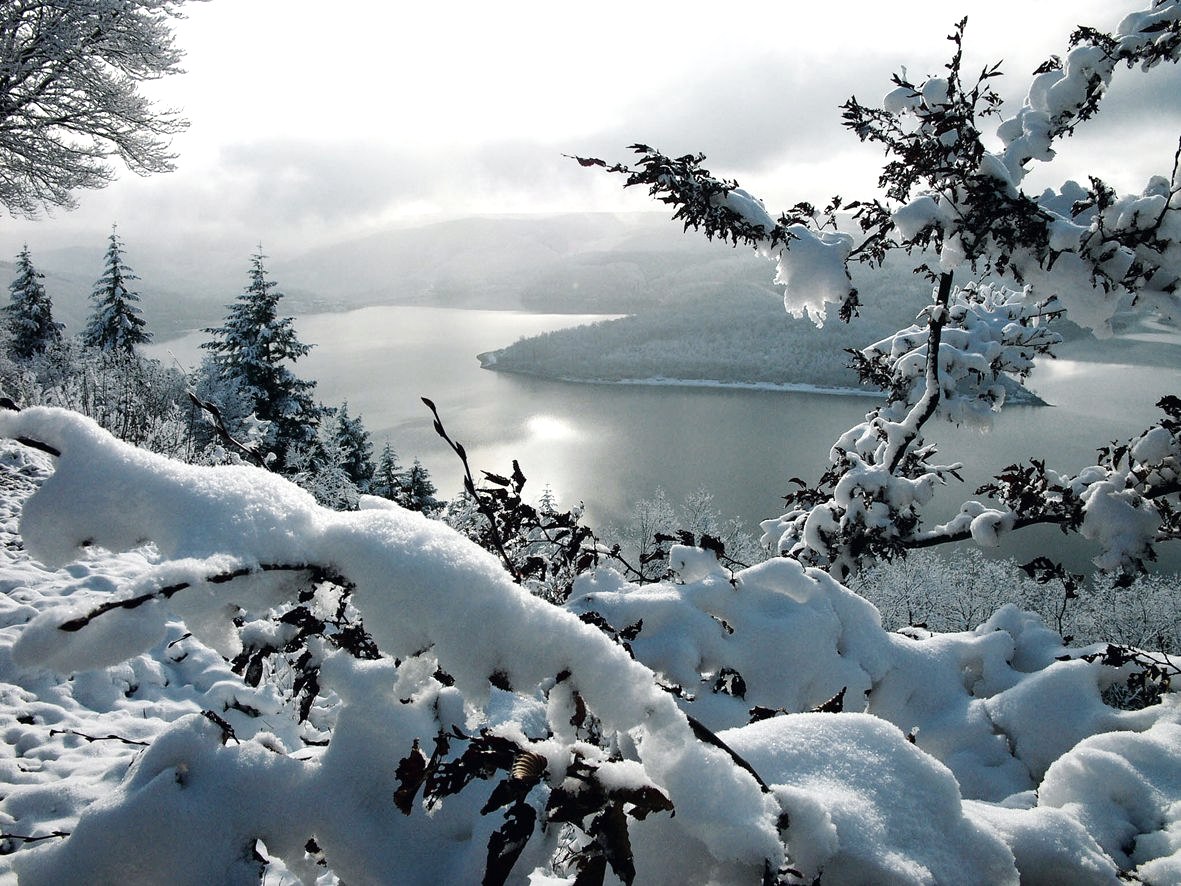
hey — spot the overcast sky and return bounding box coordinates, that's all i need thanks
[5,0,1181,259]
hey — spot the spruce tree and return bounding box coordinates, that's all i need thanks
[397,458,440,514]
[81,226,151,354]
[202,251,321,469]
[370,442,404,501]
[5,245,63,360]
[332,402,375,492]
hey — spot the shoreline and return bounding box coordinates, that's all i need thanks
[479,358,1050,405]
[478,359,884,398]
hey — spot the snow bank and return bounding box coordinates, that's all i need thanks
[2,410,1180,882]
[722,713,1018,884]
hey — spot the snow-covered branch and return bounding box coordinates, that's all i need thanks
[4,409,1181,882]
[586,1,1181,579]
[0,0,206,216]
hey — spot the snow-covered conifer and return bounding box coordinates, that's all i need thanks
[201,251,321,469]
[80,227,151,354]
[4,246,63,360]
[369,441,404,500]
[396,457,441,514]
[332,401,374,492]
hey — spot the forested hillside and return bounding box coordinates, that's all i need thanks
[483,258,919,389]
[483,257,1052,401]
[10,213,781,338]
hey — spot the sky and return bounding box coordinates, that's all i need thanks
[4,0,1181,259]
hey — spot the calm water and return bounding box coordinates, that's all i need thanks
[149,306,1181,571]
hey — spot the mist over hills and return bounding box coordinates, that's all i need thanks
[4,213,779,339]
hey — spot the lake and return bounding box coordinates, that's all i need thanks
[148,305,1181,572]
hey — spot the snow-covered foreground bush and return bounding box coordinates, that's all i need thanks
[1,407,1179,884]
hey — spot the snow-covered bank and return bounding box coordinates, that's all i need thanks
[0,407,1178,883]
[476,356,882,398]
[479,357,1051,405]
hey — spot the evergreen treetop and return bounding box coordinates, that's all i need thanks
[398,457,440,514]
[370,442,403,501]
[333,402,374,491]
[202,251,320,468]
[5,245,63,360]
[81,226,151,354]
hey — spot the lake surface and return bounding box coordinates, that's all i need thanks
[149,306,1181,571]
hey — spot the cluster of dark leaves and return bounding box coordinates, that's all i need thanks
[1019,556,1084,640]
[578,611,643,659]
[979,460,1084,534]
[841,18,1055,286]
[572,148,787,250]
[392,720,673,886]
[472,460,600,601]
[780,444,927,573]
[425,397,601,600]
[230,580,379,726]
[569,148,862,323]
[1095,395,1181,569]
[1074,159,1181,299]
[1059,19,1181,136]
[1076,644,1180,710]
[750,687,847,725]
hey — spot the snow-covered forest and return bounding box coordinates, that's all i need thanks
[4,1,1181,885]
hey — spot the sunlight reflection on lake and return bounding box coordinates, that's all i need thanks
[526,414,578,441]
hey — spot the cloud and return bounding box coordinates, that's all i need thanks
[216,140,445,224]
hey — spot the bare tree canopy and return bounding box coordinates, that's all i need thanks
[0,0,203,217]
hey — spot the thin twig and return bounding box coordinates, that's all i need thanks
[59,563,348,632]
[186,389,268,469]
[421,397,522,582]
[48,728,150,747]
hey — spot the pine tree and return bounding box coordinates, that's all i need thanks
[81,226,151,354]
[370,442,404,500]
[5,245,63,360]
[333,402,374,492]
[397,458,440,514]
[202,251,321,469]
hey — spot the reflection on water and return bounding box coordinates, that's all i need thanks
[526,414,578,442]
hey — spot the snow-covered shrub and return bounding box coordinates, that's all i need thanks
[2,408,1181,883]
[0,340,193,459]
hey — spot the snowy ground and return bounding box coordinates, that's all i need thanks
[0,410,1180,884]
[0,441,303,883]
